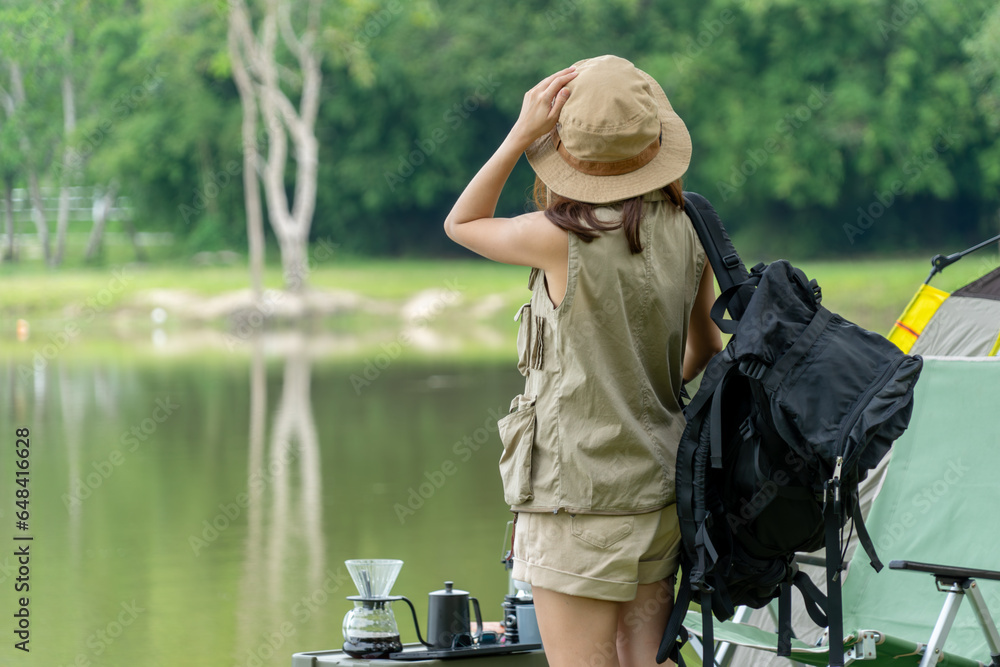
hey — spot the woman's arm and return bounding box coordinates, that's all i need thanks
[683,262,724,382]
[443,67,577,268]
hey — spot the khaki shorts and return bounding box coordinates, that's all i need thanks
[511,505,681,602]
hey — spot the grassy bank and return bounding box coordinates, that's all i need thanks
[0,258,525,318]
[2,252,995,345]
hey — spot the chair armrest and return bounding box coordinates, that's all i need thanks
[889,560,1000,583]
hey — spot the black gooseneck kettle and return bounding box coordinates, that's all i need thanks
[399,580,484,650]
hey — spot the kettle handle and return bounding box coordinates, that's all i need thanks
[469,596,483,642]
[399,596,432,647]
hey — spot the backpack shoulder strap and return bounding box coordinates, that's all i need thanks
[657,565,693,665]
[683,191,752,319]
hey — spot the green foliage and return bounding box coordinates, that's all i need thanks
[1,0,998,262]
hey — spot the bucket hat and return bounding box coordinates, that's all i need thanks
[525,55,691,205]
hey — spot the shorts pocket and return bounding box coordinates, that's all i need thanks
[498,395,536,505]
[571,515,635,549]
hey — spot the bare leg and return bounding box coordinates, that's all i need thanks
[532,585,623,667]
[617,579,675,667]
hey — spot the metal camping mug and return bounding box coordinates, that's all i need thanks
[426,581,483,649]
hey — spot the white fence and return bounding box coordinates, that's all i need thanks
[3,186,174,259]
[8,185,132,224]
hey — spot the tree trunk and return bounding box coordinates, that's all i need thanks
[84,183,118,262]
[268,333,323,584]
[3,178,15,262]
[27,168,50,264]
[121,211,147,262]
[230,0,322,296]
[54,180,71,266]
[277,231,308,293]
[54,30,77,267]
[228,6,266,301]
[8,61,50,263]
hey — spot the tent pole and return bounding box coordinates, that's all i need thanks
[926,233,1000,284]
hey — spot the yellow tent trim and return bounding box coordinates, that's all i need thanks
[990,331,1000,357]
[888,284,950,353]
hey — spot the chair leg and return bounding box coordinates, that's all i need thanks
[965,581,1000,666]
[918,583,965,667]
[715,606,754,667]
[687,634,705,662]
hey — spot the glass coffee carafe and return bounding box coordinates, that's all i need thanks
[342,559,409,659]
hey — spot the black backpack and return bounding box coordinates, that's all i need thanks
[656,193,923,666]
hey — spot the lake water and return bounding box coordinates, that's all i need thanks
[1,336,525,666]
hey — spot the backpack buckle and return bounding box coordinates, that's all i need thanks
[739,358,768,381]
[739,417,755,442]
[810,279,823,305]
[824,456,844,511]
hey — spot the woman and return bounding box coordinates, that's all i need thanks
[444,55,722,667]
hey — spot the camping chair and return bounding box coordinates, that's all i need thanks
[680,357,1000,666]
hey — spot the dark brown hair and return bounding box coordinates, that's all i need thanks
[532,177,685,254]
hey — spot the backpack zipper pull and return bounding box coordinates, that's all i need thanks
[831,456,844,510]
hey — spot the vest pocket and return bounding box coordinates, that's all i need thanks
[514,303,532,377]
[498,394,536,505]
[514,303,545,376]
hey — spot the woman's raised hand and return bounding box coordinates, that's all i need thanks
[510,66,578,149]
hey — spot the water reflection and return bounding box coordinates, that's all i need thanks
[59,364,86,559]
[1,333,523,666]
[236,332,326,661]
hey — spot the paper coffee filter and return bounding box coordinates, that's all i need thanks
[345,559,403,598]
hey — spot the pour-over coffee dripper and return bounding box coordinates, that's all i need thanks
[343,560,492,658]
[347,559,403,599]
[342,559,408,658]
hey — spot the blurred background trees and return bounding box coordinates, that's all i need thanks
[1,0,998,268]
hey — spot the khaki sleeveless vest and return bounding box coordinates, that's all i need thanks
[498,193,706,514]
